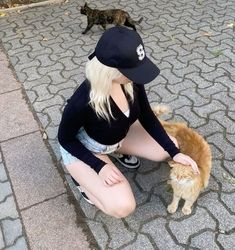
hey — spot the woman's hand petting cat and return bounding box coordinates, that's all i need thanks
[173,153,200,175]
[99,164,124,186]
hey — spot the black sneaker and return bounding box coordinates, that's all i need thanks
[110,154,140,169]
[71,177,94,205]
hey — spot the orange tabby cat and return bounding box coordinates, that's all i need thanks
[152,105,212,215]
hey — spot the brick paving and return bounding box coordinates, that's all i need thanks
[0,161,28,249]
[0,0,235,249]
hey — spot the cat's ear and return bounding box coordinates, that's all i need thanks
[84,2,88,6]
[168,160,178,168]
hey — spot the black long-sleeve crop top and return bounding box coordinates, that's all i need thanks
[58,80,180,173]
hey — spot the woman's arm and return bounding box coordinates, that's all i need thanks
[136,84,180,158]
[58,97,106,173]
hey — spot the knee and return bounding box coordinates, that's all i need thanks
[104,199,136,218]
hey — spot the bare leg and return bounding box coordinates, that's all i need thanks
[116,120,178,162]
[66,154,136,218]
[167,194,181,214]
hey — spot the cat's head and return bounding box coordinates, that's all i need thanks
[80,2,90,15]
[168,161,195,184]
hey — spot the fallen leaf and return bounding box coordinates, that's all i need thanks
[197,0,203,5]
[200,31,212,37]
[0,12,6,17]
[227,21,235,28]
[219,229,226,234]
[42,131,48,140]
[166,184,173,193]
[222,172,235,186]
[211,50,223,57]
[64,12,69,16]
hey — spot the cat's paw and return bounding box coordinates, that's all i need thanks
[167,204,177,214]
[182,207,192,215]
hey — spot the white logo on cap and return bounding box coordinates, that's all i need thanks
[136,44,145,61]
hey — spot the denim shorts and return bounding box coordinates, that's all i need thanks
[60,127,122,166]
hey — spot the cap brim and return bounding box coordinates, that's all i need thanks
[88,51,95,60]
[118,57,160,84]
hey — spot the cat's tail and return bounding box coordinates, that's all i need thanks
[200,148,212,189]
[130,16,143,25]
[152,105,170,117]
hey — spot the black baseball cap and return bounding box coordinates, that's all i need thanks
[88,26,160,84]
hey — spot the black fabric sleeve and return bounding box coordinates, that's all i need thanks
[136,84,180,158]
[58,99,106,173]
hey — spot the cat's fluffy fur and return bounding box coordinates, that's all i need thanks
[152,105,212,215]
[80,2,143,34]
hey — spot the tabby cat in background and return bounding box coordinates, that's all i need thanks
[80,2,143,34]
[153,105,212,215]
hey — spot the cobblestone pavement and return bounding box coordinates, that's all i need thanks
[0,157,28,249]
[0,0,235,249]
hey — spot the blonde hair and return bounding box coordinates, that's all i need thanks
[85,57,134,121]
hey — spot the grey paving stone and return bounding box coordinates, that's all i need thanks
[217,233,235,250]
[210,111,235,134]
[33,95,64,112]
[2,218,22,246]
[137,159,161,174]
[0,228,4,249]
[0,196,18,220]
[96,212,136,249]
[1,0,235,249]
[45,126,59,140]
[203,175,220,192]
[43,105,63,127]
[122,234,155,250]
[207,133,234,161]
[198,192,235,231]
[135,162,170,192]
[86,220,108,250]
[26,90,37,104]
[212,92,235,110]
[31,84,54,102]
[190,231,220,250]
[174,106,207,128]
[223,160,235,178]
[74,192,98,220]
[211,160,235,192]
[220,193,235,213]
[196,119,224,138]
[0,182,12,202]
[169,207,216,244]
[21,194,90,250]
[37,112,50,129]
[141,217,183,250]
[4,236,28,250]
[0,90,39,141]
[192,100,227,120]
[1,132,65,209]
[126,175,148,206]
[0,163,8,182]
[0,51,21,94]
[125,195,167,231]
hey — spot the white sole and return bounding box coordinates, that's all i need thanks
[77,186,94,205]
